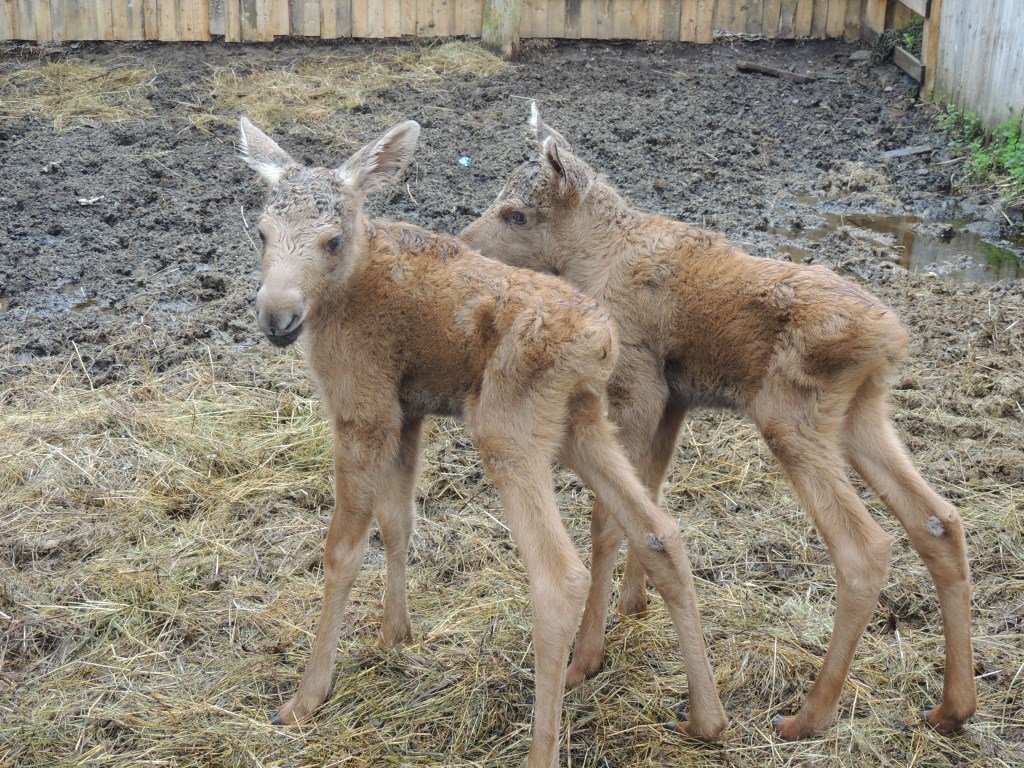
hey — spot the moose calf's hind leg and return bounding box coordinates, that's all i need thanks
[617,547,649,619]
[844,396,976,733]
[761,427,893,740]
[562,397,727,741]
[566,498,624,689]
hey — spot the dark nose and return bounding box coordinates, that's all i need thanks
[258,309,305,347]
[268,311,302,336]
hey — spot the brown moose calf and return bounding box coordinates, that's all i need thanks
[236,117,727,767]
[461,103,976,740]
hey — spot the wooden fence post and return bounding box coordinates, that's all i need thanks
[922,0,942,99]
[482,0,520,60]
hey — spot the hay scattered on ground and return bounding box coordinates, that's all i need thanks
[0,60,157,130]
[1,346,1020,767]
[186,42,508,132]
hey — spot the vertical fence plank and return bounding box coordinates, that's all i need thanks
[306,0,321,34]
[613,0,631,37]
[415,0,431,34]
[110,0,131,38]
[254,0,272,39]
[1,0,13,40]
[240,0,257,39]
[564,0,581,37]
[810,0,827,36]
[746,0,763,34]
[48,0,67,39]
[547,0,565,36]
[383,0,400,35]
[792,0,812,36]
[842,0,858,40]
[645,0,663,39]
[578,0,595,37]
[35,0,52,39]
[127,0,147,37]
[92,0,108,39]
[664,0,682,41]
[209,0,225,35]
[762,0,782,37]
[695,0,712,41]
[922,0,939,99]
[863,0,883,37]
[366,0,384,35]
[826,0,846,38]
[529,0,547,36]
[15,0,33,39]
[350,0,366,35]
[271,0,287,34]
[731,0,746,33]
[398,0,414,33]
[443,0,453,34]
[321,0,337,36]
[195,0,212,39]
[466,0,483,35]
[180,0,195,38]
[778,0,796,36]
[158,0,177,39]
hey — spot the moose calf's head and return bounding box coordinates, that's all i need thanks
[460,102,597,277]
[238,117,420,347]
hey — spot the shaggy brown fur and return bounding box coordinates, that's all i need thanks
[460,104,976,741]
[237,118,728,767]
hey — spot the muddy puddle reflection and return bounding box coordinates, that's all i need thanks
[773,203,1023,284]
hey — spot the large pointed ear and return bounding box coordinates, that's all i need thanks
[528,101,571,151]
[238,116,295,186]
[542,135,593,202]
[338,120,420,194]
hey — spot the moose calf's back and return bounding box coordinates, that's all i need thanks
[624,219,911,408]
[308,220,615,422]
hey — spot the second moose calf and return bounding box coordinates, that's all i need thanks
[461,103,976,740]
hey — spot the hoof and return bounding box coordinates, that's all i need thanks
[565,657,601,690]
[773,714,804,741]
[617,596,649,620]
[664,713,721,742]
[923,705,972,734]
[773,712,829,741]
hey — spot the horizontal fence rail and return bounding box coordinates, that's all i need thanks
[0,0,868,43]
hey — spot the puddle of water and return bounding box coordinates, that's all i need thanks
[773,205,1023,284]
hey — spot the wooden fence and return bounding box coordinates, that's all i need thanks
[932,0,1024,130]
[1,0,870,43]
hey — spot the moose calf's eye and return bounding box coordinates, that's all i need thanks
[326,236,343,251]
[508,211,527,226]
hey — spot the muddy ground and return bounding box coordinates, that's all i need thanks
[1,37,1022,768]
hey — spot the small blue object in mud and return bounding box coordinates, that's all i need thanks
[458,156,472,167]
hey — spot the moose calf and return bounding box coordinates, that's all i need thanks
[461,104,976,740]
[237,117,728,767]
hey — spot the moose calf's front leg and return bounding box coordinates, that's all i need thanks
[376,417,423,649]
[274,426,398,725]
